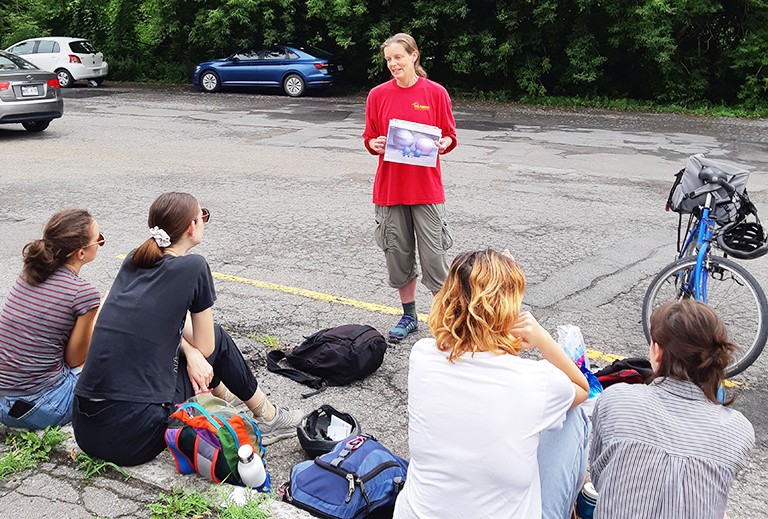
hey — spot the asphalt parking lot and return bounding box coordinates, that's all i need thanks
[1,82,768,516]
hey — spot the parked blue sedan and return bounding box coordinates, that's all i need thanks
[193,45,344,97]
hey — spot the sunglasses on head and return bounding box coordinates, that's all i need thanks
[199,208,211,223]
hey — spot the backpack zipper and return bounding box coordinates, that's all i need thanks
[345,473,355,503]
[359,461,401,482]
[313,458,402,503]
[314,458,400,481]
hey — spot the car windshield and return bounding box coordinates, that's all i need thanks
[69,40,97,54]
[0,52,37,70]
[297,46,333,58]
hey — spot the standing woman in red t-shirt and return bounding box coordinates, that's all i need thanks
[363,33,458,342]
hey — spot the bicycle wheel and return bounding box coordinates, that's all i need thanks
[642,255,768,377]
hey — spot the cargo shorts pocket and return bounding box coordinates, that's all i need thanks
[374,206,388,251]
[440,218,454,251]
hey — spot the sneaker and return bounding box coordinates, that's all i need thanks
[257,405,304,445]
[388,314,419,343]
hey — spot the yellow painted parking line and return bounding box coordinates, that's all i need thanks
[211,272,431,322]
[587,349,625,365]
[117,254,430,319]
[114,254,742,386]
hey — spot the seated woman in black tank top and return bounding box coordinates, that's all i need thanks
[73,192,302,466]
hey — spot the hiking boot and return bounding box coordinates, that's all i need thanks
[257,405,304,445]
[388,314,419,343]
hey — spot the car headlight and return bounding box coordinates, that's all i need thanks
[195,65,201,72]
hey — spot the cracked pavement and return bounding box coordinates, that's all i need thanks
[2,83,768,517]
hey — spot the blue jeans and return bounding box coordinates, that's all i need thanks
[538,406,591,519]
[0,367,79,429]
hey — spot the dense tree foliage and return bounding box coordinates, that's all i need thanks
[2,0,766,108]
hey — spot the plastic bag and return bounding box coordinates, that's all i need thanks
[557,325,603,399]
[557,325,590,369]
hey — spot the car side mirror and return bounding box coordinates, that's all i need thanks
[227,55,240,62]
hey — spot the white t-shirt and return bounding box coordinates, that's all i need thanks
[393,338,575,519]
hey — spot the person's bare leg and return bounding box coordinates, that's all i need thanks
[398,278,418,304]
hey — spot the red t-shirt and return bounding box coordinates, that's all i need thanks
[363,77,458,206]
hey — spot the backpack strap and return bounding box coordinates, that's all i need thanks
[329,435,367,466]
[267,350,327,391]
[183,402,223,429]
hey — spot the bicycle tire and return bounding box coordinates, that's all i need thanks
[642,255,768,377]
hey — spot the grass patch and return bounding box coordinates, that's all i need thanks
[450,89,768,118]
[216,488,273,519]
[249,333,280,349]
[147,488,214,519]
[73,451,130,480]
[517,95,768,118]
[0,426,67,480]
[147,487,274,519]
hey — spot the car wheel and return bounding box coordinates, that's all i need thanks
[283,74,305,97]
[56,68,75,88]
[22,120,51,133]
[56,69,74,88]
[200,70,220,92]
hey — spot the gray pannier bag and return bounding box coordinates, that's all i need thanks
[667,154,750,224]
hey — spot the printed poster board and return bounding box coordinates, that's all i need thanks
[383,118,442,168]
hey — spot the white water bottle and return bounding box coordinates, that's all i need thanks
[237,444,266,488]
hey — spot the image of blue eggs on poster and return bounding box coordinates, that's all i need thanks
[383,118,442,168]
[392,129,415,150]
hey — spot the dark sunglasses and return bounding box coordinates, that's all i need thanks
[199,208,211,223]
[67,233,105,257]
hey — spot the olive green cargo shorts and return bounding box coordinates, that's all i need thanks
[374,204,454,294]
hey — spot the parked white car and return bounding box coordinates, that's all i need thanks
[5,37,108,88]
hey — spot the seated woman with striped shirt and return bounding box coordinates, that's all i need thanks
[589,300,755,519]
[0,209,104,429]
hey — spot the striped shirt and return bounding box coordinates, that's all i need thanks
[0,268,100,396]
[589,378,754,519]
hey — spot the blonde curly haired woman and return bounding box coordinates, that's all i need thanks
[393,249,590,519]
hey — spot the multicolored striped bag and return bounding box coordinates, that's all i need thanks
[164,393,271,491]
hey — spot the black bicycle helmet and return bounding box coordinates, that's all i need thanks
[297,405,361,458]
[717,221,768,260]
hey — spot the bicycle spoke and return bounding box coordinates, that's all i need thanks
[643,256,768,377]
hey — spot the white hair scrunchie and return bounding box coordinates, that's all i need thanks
[149,226,171,248]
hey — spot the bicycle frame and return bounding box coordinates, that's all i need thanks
[644,163,768,377]
[676,193,716,301]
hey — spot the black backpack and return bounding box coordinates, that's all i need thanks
[267,325,387,396]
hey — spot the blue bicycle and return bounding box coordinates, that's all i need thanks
[642,161,768,377]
